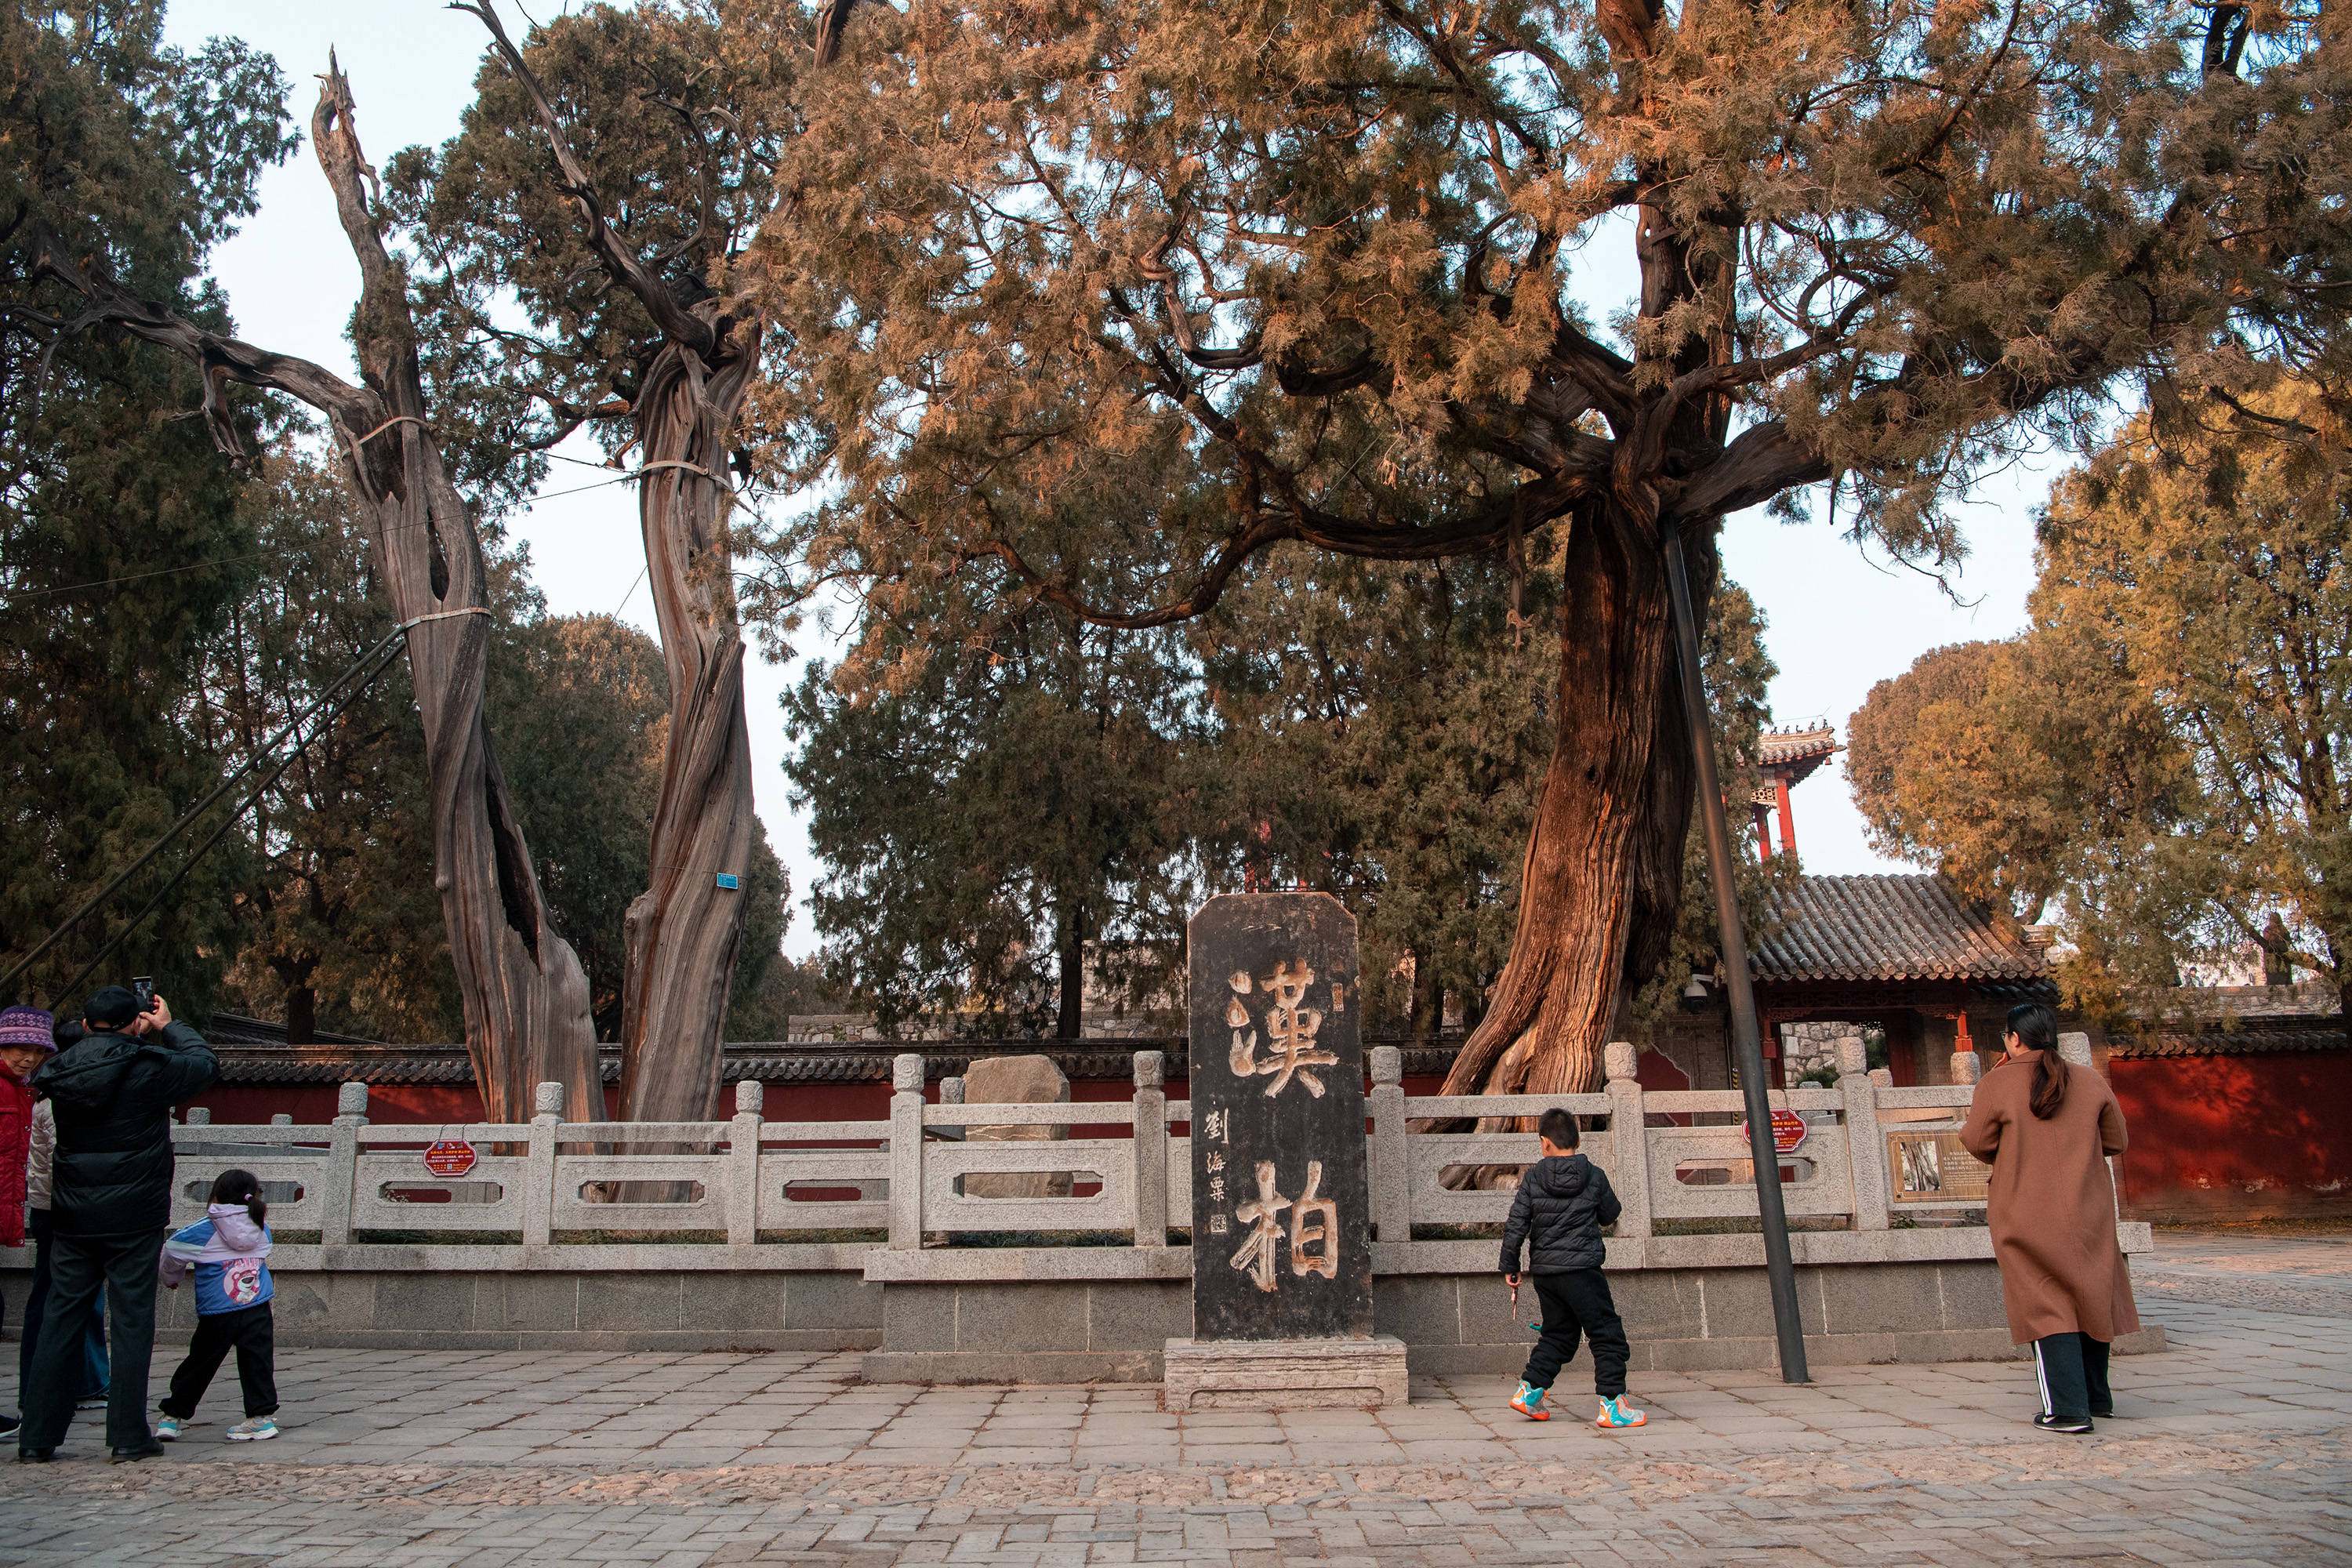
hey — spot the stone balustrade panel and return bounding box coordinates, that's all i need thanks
[147,1054,2038,1261]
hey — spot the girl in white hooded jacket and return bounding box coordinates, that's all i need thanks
[154,1169,278,1441]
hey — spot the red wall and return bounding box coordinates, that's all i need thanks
[189,1069,1456,1131]
[2111,1051,2352,1221]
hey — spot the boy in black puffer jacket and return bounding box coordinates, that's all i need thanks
[1499,1108,1644,1428]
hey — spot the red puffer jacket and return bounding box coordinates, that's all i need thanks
[0,1076,33,1248]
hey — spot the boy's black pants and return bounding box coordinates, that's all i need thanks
[2032,1332,2111,1422]
[160,1303,278,1421]
[1519,1269,1628,1399]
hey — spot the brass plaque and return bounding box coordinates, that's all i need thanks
[1888,1128,1990,1203]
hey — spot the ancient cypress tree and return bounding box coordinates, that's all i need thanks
[393,2,858,1121]
[758,0,2352,1094]
[20,65,600,1120]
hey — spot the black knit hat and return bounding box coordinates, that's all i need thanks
[82,985,140,1028]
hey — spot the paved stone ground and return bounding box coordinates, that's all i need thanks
[1,1240,2347,1565]
[2132,1226,2352,1319]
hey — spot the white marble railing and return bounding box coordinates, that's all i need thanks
[150,1031,2063,1266]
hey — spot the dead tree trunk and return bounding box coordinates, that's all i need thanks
[615,340,760,1123]
[28,66,600,1122]
[470,5,760,1124]
[467,2,869,1123]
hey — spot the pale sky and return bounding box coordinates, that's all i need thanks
[164,2,2070,956]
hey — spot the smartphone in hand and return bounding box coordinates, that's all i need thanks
[132,975,154,1012]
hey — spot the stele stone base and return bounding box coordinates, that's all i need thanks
[1162,1334,1408,1411]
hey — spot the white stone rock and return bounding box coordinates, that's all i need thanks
[962,1054,1073,1199]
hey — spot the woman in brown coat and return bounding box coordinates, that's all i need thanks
[1960,1002,2140,1433]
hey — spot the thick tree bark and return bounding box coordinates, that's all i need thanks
[27,69,600,1121]
[1056,899,1086,1040]
[615,340,760,1124]
[1434,503,1689,1109]
[1408,942,1441,1047]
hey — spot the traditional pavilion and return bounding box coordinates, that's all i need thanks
[1751,722,1842,861]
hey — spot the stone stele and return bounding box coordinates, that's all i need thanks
[960,1053,1073,1200]
[1169,892,1403,1409]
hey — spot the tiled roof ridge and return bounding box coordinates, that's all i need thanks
[1751,873,2045,984]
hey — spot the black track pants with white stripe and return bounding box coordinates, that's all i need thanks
[2033,1332,2112,1421]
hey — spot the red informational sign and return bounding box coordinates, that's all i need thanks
[423,1140,477,1178]
[1737,1109,1809,1157]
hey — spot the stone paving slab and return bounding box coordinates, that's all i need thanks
[2134,1228,2352,1318]
[0,1283,2345,1563]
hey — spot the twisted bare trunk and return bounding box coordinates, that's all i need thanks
[29,67,600,1121]
[314,74,600,1124]
[617,337,759,1123]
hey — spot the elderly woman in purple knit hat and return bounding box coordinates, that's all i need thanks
[0,1005,52,1439]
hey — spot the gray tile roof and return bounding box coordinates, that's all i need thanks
[1752,874,2047,984]
[2110,1015,2350,1058]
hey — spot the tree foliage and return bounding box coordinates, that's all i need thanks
[749,0,2349,1093]
[1849,388,2349,1018]
[787,591,1200,1036]
[198,445,450,1041]
[0,2,296,1012]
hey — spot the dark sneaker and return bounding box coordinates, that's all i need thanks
[109,1441,165,1464]
[2033,1413,2092,1434]
[16,1449,56,1464]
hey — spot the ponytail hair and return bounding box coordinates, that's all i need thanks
[2007,1002,2067,1120]
[210,1167,266,1227]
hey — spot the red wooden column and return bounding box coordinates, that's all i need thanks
[1775,775,1798,861]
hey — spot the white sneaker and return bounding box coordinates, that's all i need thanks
[154,1416,184,1441]
[226,1417,277,1442]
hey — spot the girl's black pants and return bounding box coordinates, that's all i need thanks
[160,1303,278,1420]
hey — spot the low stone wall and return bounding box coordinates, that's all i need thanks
[0,1254,2163,1374]
[859,1261,2165,1384]
[0,1267,884,1354]
[869,1279,1189,1385]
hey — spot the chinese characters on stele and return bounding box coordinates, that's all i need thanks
[1212,962,1344,1292]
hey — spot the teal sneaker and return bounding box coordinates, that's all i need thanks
[226,1417,277,1442]
[154,1415,184,1442]
[1509,1381,1550,1421]
[1595,1394,1647,1429]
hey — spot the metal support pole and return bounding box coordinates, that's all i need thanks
[1662,523,1811,1384]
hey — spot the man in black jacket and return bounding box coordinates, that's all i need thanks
[19,986,216,1463]
[1498,1107,1644,1428]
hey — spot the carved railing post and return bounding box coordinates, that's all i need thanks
[728,1078,764,1247]
[1838,1038,1890,1231]
[524,1080,563,1248]
[1131,1051,1168,1247]
[319,1080,368,1247]
[1950,1051,1984,1086]
[1369,1046,1410,1243]
[1602,1042,1652,1241]
[888,1054,924,1249]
